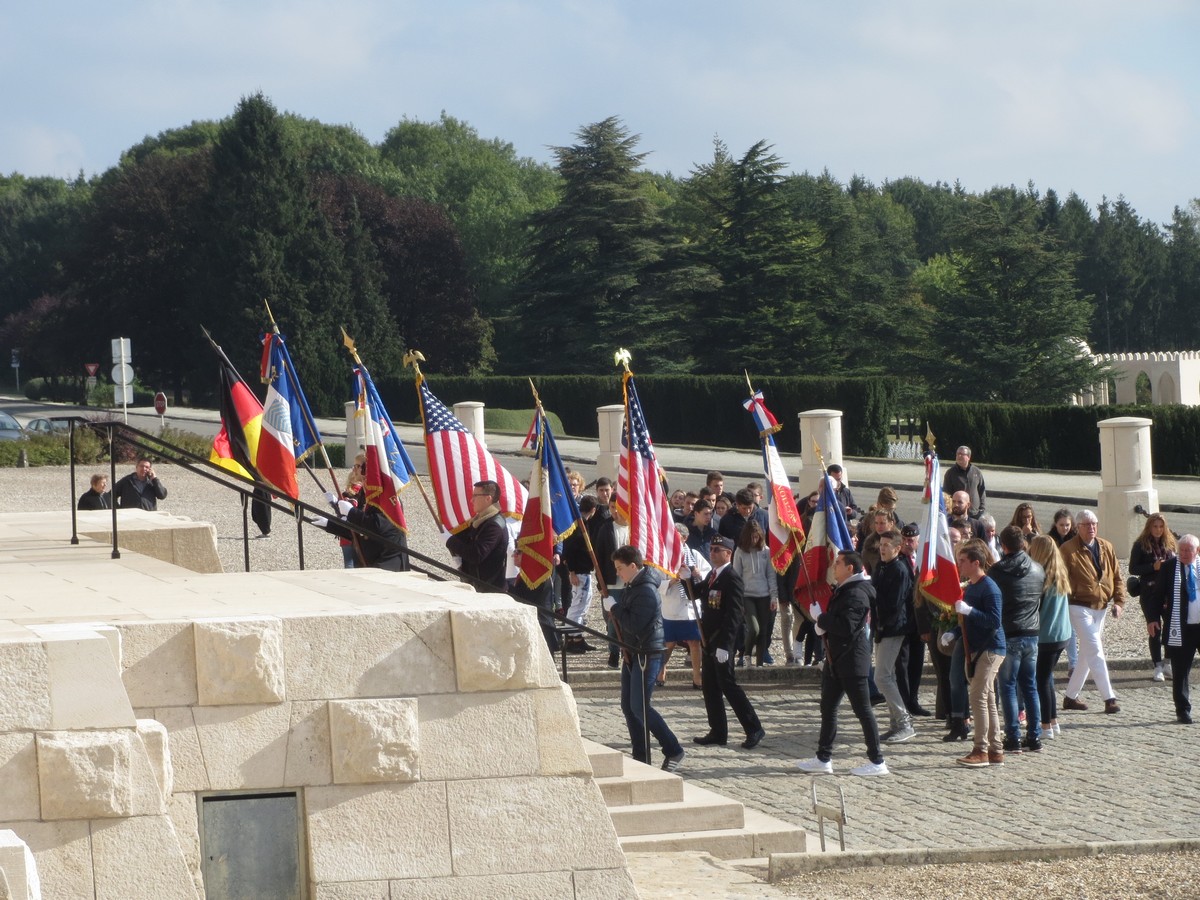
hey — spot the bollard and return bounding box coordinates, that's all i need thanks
[1096,416,1158,550]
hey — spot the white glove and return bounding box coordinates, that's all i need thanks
[808,602,822,621]
[678,565,691,581]
[602,595,616,612]
[715,648,730,664]
[939,631,955,649]
[324,491,338,504]
[336,500,353,517]
[450,555,463,568]
[814,622,826,636]
[311,516,329,528]
[954,599,971,616]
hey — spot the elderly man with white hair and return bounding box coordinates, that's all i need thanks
[1059,509,1126,714]
[1147,533,1200,724]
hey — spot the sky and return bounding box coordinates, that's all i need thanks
[3,0,1197,225]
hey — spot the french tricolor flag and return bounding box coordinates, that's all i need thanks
[918,454,964,614]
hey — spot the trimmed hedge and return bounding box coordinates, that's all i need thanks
[376,375,898,457]
[918,403,1200,476]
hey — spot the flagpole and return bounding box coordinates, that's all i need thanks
[264,301,342,500]
[529,379,609,601]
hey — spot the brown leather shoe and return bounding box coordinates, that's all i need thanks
[1105,698,1121,714]
[1062,695,1088,711]
[988,750,1005,766]
[956,749,989,768]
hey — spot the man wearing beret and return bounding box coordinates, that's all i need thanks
[693,535,765,749]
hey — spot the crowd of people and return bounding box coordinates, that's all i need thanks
[551,451,1199,776]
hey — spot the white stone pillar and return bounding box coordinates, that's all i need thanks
[453,401,486,448]
[344,401,365,454]
[798,409,844,480]
[0,829,42,900]
[1097,416,1158,551]
[596,404,625,484]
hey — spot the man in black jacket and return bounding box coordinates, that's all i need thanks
[693,536,765,749]
[114,458,168,511]
[445,480,509,592]
[608,546,685,770]
[990,525,1045,752]
[797,551,889,776]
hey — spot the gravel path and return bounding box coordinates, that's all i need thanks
[776,850,1200,899]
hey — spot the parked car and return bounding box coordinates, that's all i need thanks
[0,411,26,441]
[24,417,70,436]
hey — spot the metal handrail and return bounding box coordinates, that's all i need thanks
[61,415,641,667]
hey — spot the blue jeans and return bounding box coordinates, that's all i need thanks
[621,654,682,764]
[949,639,968,718]
[1000,635,1041,740]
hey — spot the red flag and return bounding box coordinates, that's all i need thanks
[614,370,683,576]
[745,388,805,573]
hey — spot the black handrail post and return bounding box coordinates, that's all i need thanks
[295,506,305,571]
[108,425,120,559]
[639,652,651,767]
[68,418,79,545]
[240,493,251,573]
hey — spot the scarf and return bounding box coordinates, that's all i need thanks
[1167,559,1199,648]
[469,502,502,529]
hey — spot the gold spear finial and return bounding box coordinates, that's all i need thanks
[925,423,937,453]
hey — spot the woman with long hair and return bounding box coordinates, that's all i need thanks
[1009,503,1041,537]
[734,519,777,666]
[1129,513,1178,682]
[1050,508,1075,547]
[1029,535,1072,738]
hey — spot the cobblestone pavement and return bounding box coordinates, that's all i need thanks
[574,670,1198,852]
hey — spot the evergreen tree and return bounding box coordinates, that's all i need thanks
[915,192,1102,403]
[513,117,682,373]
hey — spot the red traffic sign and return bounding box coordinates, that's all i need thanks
[153,392,168,416]
[85,363,100,376]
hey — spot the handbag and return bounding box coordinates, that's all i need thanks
[1125,575,1142,598]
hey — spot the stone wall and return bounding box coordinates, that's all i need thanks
[0,591,636,899]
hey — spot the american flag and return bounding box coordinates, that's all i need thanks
[614,371,683,575]
[418,376,527,532]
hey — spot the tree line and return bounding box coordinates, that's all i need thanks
[2,93,1197,412]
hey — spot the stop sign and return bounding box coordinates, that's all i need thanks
[153,392,168,415]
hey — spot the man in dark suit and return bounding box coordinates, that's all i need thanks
[444,480,509,592]
[1147,533,1200,725]
[796,551,889,776]
[693,536,765,749]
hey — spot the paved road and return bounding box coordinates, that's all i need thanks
[574,671,1194,852]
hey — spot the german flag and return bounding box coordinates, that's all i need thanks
[210,355,264,483]
[204,326,299,498]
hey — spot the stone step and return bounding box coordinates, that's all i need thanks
[607,782,745,837]
[583,738,624,778]
[594,756,685,806]
[619,807,810,860]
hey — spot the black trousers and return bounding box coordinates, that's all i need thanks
[1168,623,1200,716]
[928,638,952,719]
[816,662,883,764]
[701,650,761,740]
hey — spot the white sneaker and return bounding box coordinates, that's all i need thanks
[1042,725,1054,740]
[796,756,833,775]
[850,760,889,777]
[1165,660,1173,676]
[1053,722,1062,736]
[1153,664,1165,682]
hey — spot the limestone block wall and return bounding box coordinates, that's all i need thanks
[0,594,636,899]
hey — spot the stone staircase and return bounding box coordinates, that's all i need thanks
[584,739,809,860]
